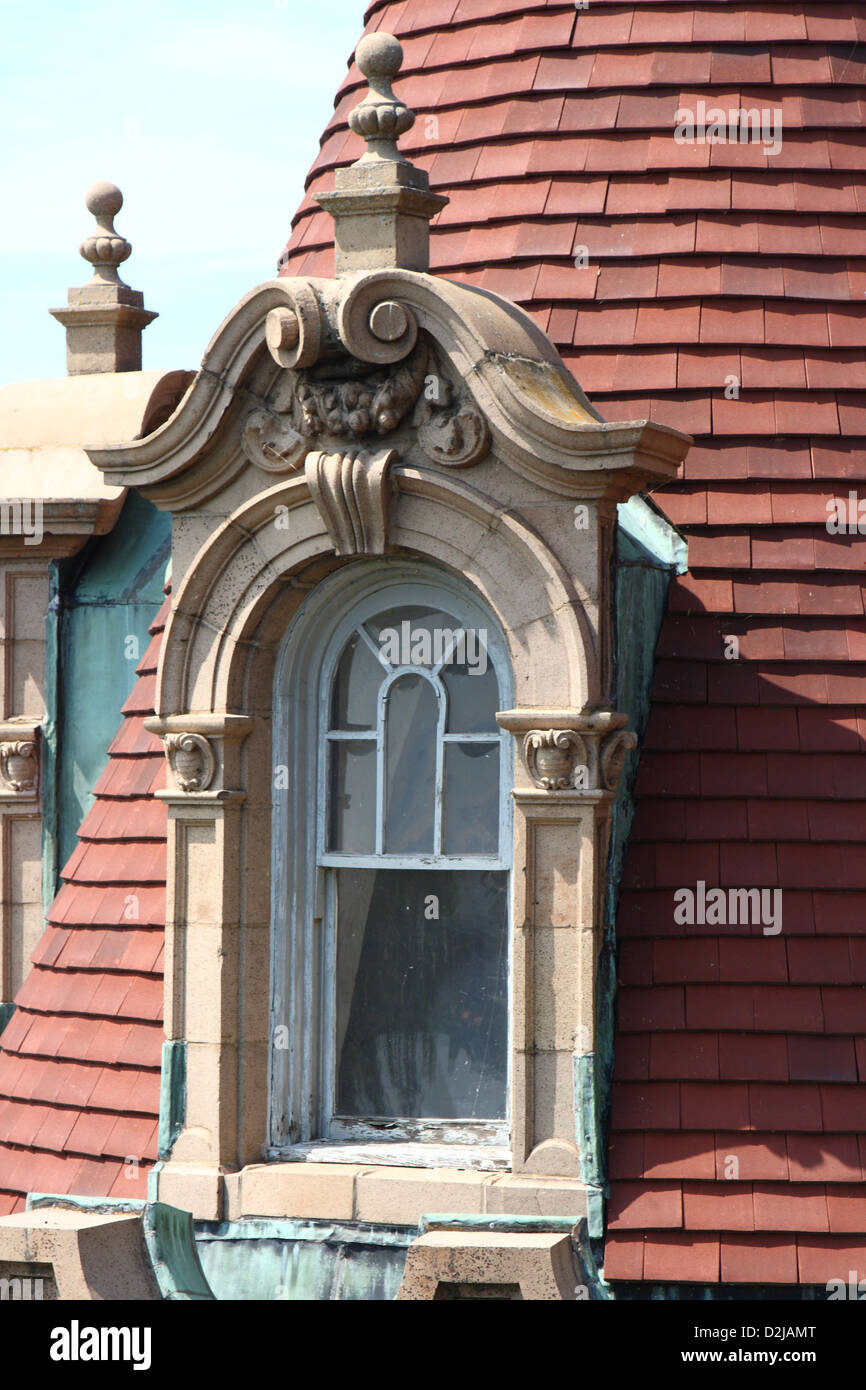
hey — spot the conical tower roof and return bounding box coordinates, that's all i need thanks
[283,2,866,1286]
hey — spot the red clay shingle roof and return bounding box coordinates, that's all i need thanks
[0,598,167,1214]
[281,0,866,1284]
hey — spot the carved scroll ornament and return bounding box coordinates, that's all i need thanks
[165,733,217,793]
[0,740,38,794]
[600,729,638,791]
[523,729,587,791]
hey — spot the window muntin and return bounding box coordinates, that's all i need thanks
[322,603,506,868]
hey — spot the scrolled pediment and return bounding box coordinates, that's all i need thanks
[84,266,688,511]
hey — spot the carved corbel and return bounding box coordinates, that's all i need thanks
[305,447,396,556]
[163,733,217,794]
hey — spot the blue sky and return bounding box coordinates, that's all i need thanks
[0,0,366,384]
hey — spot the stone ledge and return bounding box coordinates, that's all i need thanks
[224,1161,589,1227]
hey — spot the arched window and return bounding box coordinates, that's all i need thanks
[270,562,512,1162]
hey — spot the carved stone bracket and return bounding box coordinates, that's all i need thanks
[0,722,40,799]
[305,447,396,556]
[497,709,637,794]
[146,714,253,803]
[164,733,216,794]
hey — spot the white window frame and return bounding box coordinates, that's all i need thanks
[268,559,513,1167]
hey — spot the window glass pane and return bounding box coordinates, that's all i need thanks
[443,661,499,733]
[328,740,376,852]
[443,742,500,855]
[384,674,437,854]
[365,605,458,670]
[330,631,383,731]
[334,868,508,1119]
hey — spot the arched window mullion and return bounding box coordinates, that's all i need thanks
[357,621,390,670]
[377,665,444,860]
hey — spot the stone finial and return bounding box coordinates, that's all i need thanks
[316,31,448,276]
[50,182,157,375]
[78,181,134,286]
[348,33,415,165]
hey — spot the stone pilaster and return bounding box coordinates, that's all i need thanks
[145,713,255,1219]
[497,709,636,1179]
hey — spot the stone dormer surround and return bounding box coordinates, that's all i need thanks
[87,34,690,1251]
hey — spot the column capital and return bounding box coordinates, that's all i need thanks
[145,714,253,804]
[496,708,637,795]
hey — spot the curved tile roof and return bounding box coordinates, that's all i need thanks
[0,599,167,1214]
[282,0,866,1285]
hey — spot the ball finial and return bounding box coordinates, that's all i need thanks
[84,181,124,220]
[78,180,132,284]
[348,30,414,163]
[355,32,403,82]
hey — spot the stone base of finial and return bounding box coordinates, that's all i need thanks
[49,301,158,374]
[317,183,448,276]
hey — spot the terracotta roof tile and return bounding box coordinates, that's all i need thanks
[645,1235,715,1285]
[721,1233,798,1284]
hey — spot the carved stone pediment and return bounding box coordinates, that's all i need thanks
[85,263,688,514]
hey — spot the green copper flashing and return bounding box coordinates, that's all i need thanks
[143,1201,215,1301]
[0,1002,15,1037]
[194,1217,412,1299]
[418,1214,578,1235]
[575,1051,604,1191]
[27,1193,145,1213]
[158,1039,186,1159]
[198,1217,415,1248]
